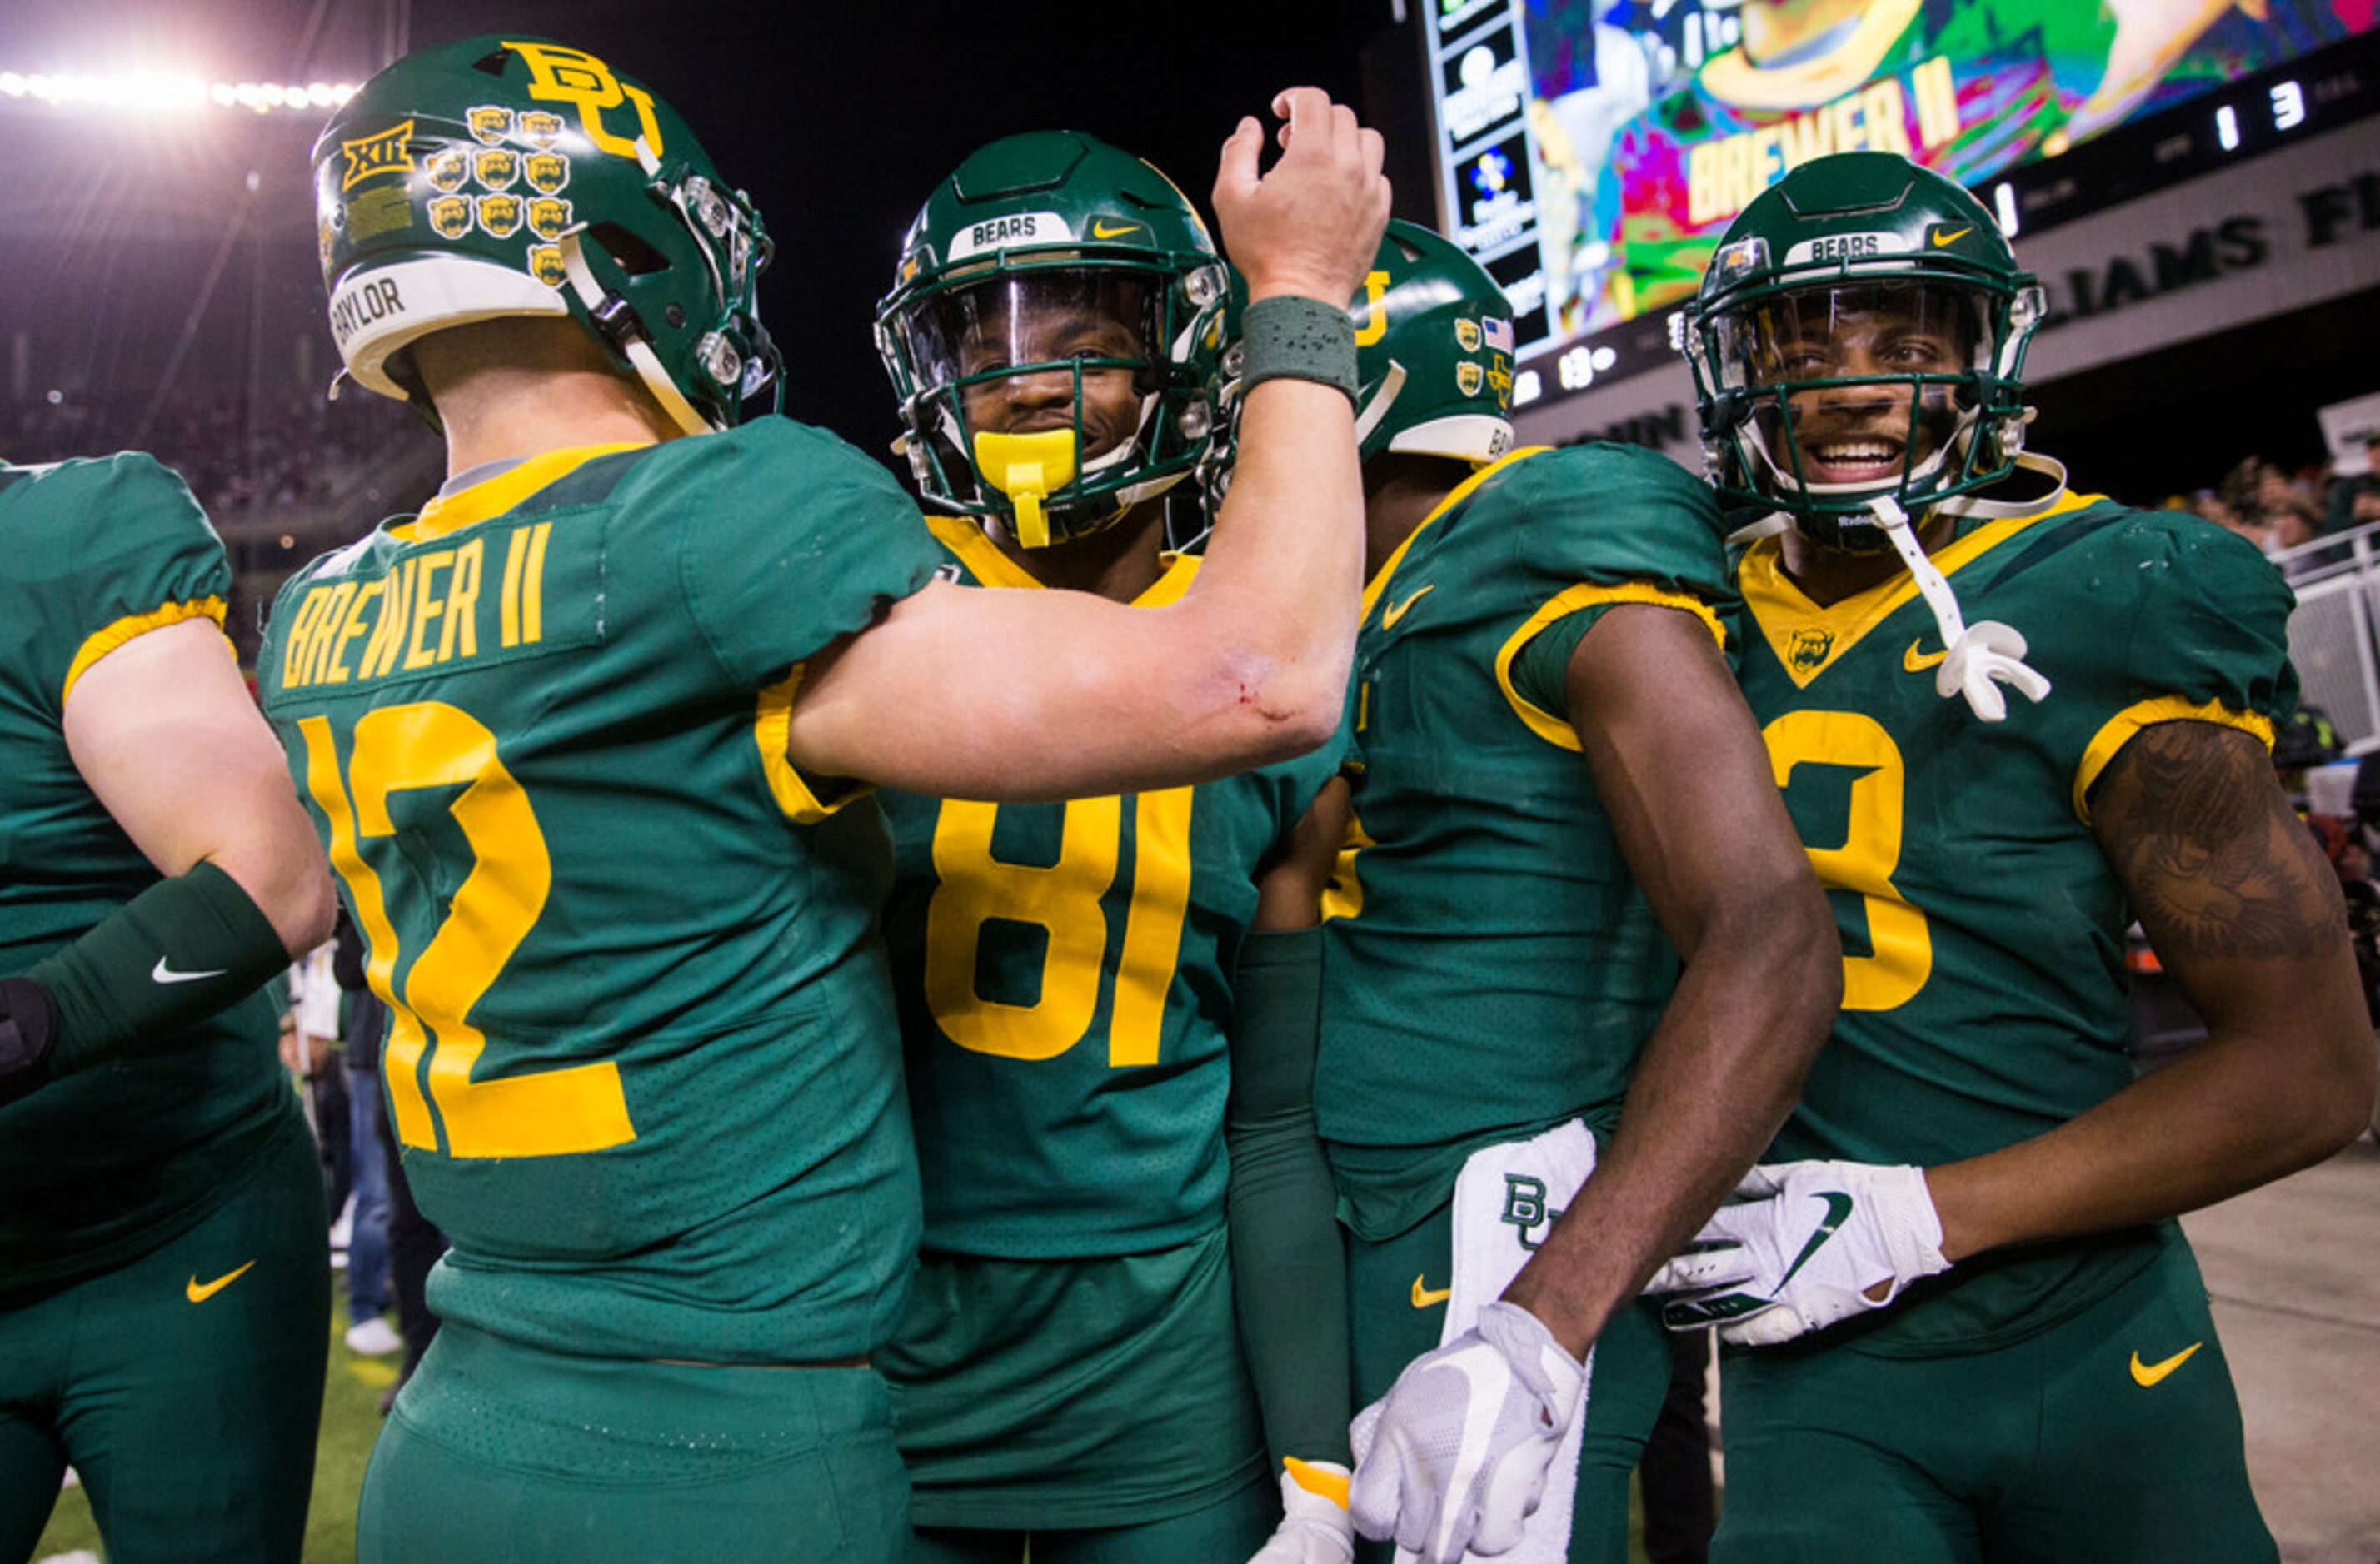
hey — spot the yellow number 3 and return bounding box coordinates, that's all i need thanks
[300,704,636,1158]
[1763,710,1932,1012]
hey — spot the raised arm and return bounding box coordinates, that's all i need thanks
[1501,604,1840,1354]
[785,88,1390,802]
[2,617,335,1101]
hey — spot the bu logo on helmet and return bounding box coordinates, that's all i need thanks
[339,120,414,192]
[1350,269,1389,348]
[500,40,664,161]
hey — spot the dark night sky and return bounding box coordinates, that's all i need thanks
[2,0,1428,464]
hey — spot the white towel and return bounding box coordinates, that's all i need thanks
[1399,1118,1599,1564]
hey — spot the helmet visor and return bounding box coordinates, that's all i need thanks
[900,272,1157,451]
[1714,281,1993,496]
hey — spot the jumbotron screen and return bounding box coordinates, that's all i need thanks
[1425,0,2376,363]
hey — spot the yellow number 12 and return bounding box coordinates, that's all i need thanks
[299,703,635,1158]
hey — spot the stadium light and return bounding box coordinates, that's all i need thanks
[0,68,355,115]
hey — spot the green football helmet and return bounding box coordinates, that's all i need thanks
[312,36,776,435]
[875,131,1228,549]
[1195,220,1514,526]
[1349,219,1516,465]
[1674,152,2046,550]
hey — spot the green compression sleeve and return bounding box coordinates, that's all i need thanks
[27,859,291,1078]
[1226,925,1354,1467]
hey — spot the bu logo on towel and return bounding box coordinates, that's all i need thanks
[1501,1174,1565,1253]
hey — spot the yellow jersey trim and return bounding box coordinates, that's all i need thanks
[62,597,228,707]
[1494,583,1726,751]
[753,665,864,824]
[391,441,654,543]
[1360,447,1551,623]
[2071,696,2277,825]
[1697,0,1924,111]
[925,512,1199,605]
[1739,490,2103,690]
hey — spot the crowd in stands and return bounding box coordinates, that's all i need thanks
[2,381,419,519]
[2179,431,2380,564]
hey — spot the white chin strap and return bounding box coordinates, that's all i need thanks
[1869,495,2050,724]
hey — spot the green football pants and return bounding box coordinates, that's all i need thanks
[909,1469,1275,1564]
[0,1111,327,1564]
[357,1320,907,1562]
[1714,1233,2276,1563]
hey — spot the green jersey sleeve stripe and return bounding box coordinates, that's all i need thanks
[1494,581,1724,751]
[62,596,227,707]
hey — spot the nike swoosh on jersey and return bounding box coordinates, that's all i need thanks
[1774,1191,1856,1288]
[186,1260,257,1303]
[1382,585,1436,630]
[1412,1275,1453,1308]
[152,957,229,984]
[1903,638,1948,673]
[2129,1342,2203,1387]
[1933,227,1973,247]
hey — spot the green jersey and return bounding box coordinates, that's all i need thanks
[0,455,292,1297]
[879,517,1341,1258]
[257,421,943,1364]
[1735,474,2296,1352]
[1318,443,1734,1238]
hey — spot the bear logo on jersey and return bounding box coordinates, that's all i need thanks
[1788,627,1836,675]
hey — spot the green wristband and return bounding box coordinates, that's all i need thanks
[29,859,290,1078]
[1240,294,1359,406]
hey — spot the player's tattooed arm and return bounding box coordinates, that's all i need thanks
[1925,720,2373,1262]
[2097,720,2347,961]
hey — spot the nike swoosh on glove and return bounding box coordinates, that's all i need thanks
[1644,1160,1949,1347]
[1347,1301,1585,1562]
[1247,1458,1354,1564]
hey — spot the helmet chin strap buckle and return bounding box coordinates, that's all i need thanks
[1868,496,2051,724]
[975,430,1078,550]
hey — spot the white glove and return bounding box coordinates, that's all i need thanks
[1644,1161,1949,1347]
[1935,620,2051,723]
[1247,1458,1355,1564]
[1347,1301,1585,1562]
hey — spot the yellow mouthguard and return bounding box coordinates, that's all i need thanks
[973,429,1078,549]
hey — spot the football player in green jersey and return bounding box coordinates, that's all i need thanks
[0,454,337,1562]
[1652,150,2375,1562]
[268,37,1386,1564]
[871,128,1359,1564]
[1232,224,1840,1564]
